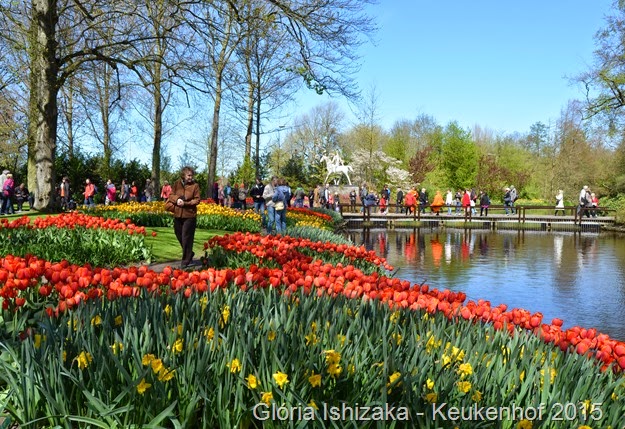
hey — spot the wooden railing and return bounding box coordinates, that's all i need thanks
[338,203,616,225]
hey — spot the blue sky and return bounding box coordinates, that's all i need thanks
[291,0,615,135]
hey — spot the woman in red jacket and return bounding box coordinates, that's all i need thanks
[461,189,471,217]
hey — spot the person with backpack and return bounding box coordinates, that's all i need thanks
[60,176,71,211]
[293,186,305,208]
[250,178,266,225]
[275,178,289,233]
[0,170,7,214]
[262,176,278,234]
[2,173,15,215]
[105,179,116,205]
[83,178,96,207]
[224,183,232,207]
[160,181,172,202]
[349,189,357,212]
[509,185,518,214]
[396,187,404,213]
[238,182,248,210]
[129,181,138,202]
[120,179,129,202]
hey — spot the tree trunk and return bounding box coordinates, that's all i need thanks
[207,74,223,197]
[28,0,59,212]
[244,82,254,160]
[152,74,163,195]
[254,83,261,174]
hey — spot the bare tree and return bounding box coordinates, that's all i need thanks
[0,0,168,210]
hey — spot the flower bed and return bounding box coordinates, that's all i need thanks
[0,214,152,266]
[2,227,625,426]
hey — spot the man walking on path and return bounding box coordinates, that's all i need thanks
[168,167,200,268]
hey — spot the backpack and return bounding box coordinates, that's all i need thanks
[272,186,284,203]
[93,184,98,193]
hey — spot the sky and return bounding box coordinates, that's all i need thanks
[288,0,615,136]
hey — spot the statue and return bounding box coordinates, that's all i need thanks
[320,151,353,185]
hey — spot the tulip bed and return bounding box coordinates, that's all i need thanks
[0,213,152,266]
[88,201,336,232]
[1,225,625,426]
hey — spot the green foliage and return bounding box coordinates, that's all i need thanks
[231,155,256,189]
[285,226,352,245]
[279,155,307,187]
[2,290,624,428]
[441,122,478,190]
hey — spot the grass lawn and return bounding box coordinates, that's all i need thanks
[144,226,225,263]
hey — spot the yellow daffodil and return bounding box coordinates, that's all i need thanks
[220,305,230,327]
[305,332,319,346]
[151,358,164,374]
[174,324,183,336]
[336,334,346,347]
[204,327,214,341]
[457,362,473,378]
[136,378,151,394]
[34,334,43,349]
[90,315,102,326]
[426,378,435,390]
[308,372,321,387]
[457,381,472,394]
[472,390,482,402]
[172,339,184,354]
[327,363,342,378]
[273,371,289,389]
[246,374,258,389]
[227,358,241,373]
[110,342,123,354]
[114,315,123,326]
[164,304,172,317]
[516,419,532,429]
[75,351,92,370]
[142,353,156,366]
[425,392,438,403]
[260,391,273,405]
[308,399,319,410]
[324,350,341,365]
[267,330,276,341]
[158,367,175,382]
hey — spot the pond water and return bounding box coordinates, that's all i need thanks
[345,229,625,341]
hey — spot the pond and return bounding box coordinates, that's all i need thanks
[345,229,625,341]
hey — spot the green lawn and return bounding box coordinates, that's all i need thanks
[144,227,225,263]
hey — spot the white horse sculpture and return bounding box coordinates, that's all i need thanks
[320,153,353,185]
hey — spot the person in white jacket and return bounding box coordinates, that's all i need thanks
[262,176,278,234]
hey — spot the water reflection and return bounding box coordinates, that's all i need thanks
[346,229,625,341]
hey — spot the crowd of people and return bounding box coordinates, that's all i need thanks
[354,183,603,218]
[0,169,34,215]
